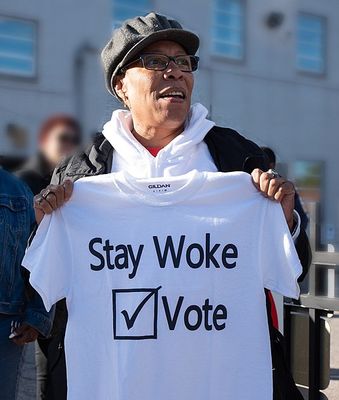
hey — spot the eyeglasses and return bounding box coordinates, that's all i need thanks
[120,54,199,73]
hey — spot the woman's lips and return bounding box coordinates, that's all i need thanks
[159,96,185,103]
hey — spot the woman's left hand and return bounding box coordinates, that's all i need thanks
[10,323,39,346]
[251,168,295,231]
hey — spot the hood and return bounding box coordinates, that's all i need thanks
[102,103,216,177]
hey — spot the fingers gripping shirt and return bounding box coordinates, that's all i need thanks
[22,171,302,400]
[260,199,301,297]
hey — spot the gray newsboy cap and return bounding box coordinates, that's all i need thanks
[101,12,200,99]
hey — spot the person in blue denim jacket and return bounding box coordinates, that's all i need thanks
[0,167,53,399]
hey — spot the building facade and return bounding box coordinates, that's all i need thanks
[1,0,338,246]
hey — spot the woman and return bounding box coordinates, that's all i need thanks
[16,114,82,195]
[33,12,309,399]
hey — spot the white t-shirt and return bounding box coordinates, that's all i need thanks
[23,171,302,400]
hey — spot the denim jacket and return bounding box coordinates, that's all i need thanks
[0,168,52,337]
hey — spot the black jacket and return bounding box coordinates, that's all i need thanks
[52,127,268,179]
[51,125,309,399]
[52,125,311,279]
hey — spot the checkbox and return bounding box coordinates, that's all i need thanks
[112,287,161,340]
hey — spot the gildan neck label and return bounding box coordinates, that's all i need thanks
[147,182,171,193]
[114,170,206,205]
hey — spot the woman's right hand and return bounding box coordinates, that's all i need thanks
[34,180,74,224]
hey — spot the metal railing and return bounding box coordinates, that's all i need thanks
[284,203,339,400]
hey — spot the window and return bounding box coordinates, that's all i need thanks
[212,0,245,60]
[292,160,324,204]
[112,0,151,28]
[297,14,326,74]
[0,16,37,78]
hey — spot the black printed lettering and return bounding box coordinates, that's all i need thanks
[115,245,129,269]
[127,244,144,279]
[222,244,238,269]
[103,239,115,269]
[213,305,228,330]
[89,238,105,271]
[202,298,213,331]
[184,305,203,330]
[185,243,204,268]
[162,295,184,330]
[205,233,221,268]
[161,295,228,332]
[153,235,186,268]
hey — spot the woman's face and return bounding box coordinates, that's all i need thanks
[41,124,80,166]
[115,40,194,132]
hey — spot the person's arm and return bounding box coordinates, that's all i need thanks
[15,273,55,342]
[12,187,54,345]
[251,168,311,282]
[294,192,309,231]
[294,226,312,283]
[290,210,301,240]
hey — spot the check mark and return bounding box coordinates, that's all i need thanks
[121,286,161,330]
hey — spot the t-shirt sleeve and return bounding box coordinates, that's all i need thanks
[22,209,73,312]
[259,200,302,299]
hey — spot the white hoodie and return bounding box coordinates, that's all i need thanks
[102,103,218,178]
[102,103,301,240]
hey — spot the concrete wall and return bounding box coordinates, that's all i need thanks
[156,0,339,245]
[0,0,112,154]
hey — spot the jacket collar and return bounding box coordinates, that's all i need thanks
[61,125,267,179]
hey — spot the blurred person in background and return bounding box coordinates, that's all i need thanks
[0,168,52,400]
[261,147,309,231]
[16,115,82,400]
[16,115,82,195]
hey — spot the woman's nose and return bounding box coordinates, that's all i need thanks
[163,61,184,80]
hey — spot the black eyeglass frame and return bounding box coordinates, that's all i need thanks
[119,54,200,73]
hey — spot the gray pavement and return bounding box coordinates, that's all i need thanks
[323,312,339,400]
[16,342,36,400]
[298,312,339,400]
